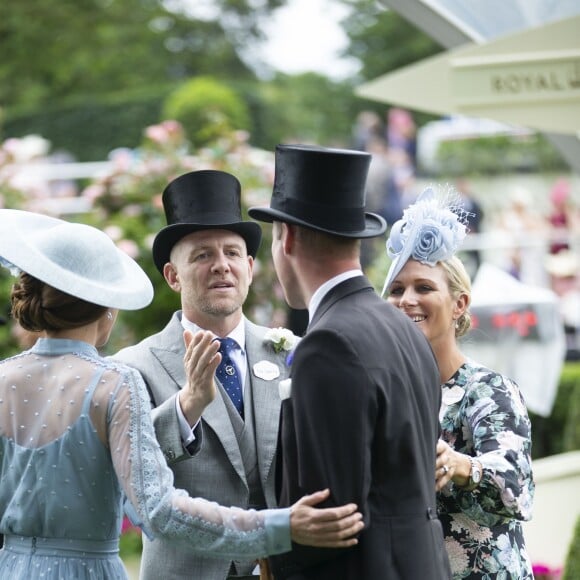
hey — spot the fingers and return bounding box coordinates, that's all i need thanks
[295,488,330,507]
[307,509,362,535]
[290,492,365,548]
[435,439,451,472]
[435,456,449,473]
[294,489,359,522]
[291,506,364,548]
[317,502,359,522]
[309,513,365,547]
[183,331,221,385]
[184,329,194,349]
[435,440,455,490]
[183,328,210,350]
[180,331,221,420]
[435,464,452,491]
[305,511,364,548]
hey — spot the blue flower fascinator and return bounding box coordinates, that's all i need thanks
[382,187,469,296]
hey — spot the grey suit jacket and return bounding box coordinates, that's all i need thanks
[114,312,290,580]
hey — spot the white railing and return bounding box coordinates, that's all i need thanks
[5,161,113,181]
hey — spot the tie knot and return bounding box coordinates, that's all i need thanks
[219,337,238,356]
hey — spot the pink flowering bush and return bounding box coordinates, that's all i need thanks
[0,123,288,355]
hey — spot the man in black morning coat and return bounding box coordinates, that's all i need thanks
[249,144,451,580]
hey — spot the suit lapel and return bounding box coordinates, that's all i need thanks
[203,388,247,481]
[310,275,373,329]
[149,314,187,395]
[245,321,284,486]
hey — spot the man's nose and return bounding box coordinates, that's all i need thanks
[211,252,231,272]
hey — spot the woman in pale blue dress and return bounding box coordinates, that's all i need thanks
[0,210,363,579]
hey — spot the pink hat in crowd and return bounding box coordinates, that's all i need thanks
[550,178,571,206]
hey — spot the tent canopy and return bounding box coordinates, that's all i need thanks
[357,15,580,136]
[361,0,580,171]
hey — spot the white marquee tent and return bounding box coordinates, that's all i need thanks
[358,0,580,173]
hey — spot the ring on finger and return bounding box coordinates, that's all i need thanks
[442,465,449,475]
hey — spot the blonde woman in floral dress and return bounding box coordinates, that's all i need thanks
[384,188,534,579]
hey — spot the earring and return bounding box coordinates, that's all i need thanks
[454,318,460,329]
[106,311,113,321]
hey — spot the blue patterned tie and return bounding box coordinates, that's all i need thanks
[216,337,244,418]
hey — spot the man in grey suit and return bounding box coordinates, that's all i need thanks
[115,170,296,579]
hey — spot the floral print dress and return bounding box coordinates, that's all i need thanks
[438,360,535,579]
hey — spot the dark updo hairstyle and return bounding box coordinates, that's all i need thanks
[11,272,107,332]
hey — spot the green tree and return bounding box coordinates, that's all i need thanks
[564,515,580,579]
[251,72,360,148]
[340,0,443,81]
[0,0,295,158]
[1,0,169,109]
[162,77,250,147]
[340,0,444,127]
[1,0,449,164]
[0,0,286,113]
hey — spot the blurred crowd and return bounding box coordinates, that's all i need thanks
[1,122,579,356]
[352,108,580,359]
[352,108,417,227]
[494,178,580,358]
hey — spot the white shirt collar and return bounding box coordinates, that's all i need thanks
[180,314,246,352]
[308,269,363,321]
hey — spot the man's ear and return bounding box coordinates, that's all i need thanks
[163,262,181,293]
[246,254,254,285]
[281,222,296,255]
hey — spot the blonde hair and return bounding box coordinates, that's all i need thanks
[439,256,472,338]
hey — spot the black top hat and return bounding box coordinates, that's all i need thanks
[152,170,262,273]
[248,144,386,238]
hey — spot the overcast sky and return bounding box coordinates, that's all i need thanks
[181,0,360,79]
[256,0,359,78]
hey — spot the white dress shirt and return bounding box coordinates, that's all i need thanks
[176,315,248,446]
[308,269,363,321]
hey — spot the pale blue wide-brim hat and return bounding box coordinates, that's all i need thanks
[0,209,153,310]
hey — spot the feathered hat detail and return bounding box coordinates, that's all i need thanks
[382,186,470,296]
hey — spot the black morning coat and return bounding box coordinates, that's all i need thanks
[270,276,452,580]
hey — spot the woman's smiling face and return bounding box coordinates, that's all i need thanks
[387,259,460,347]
